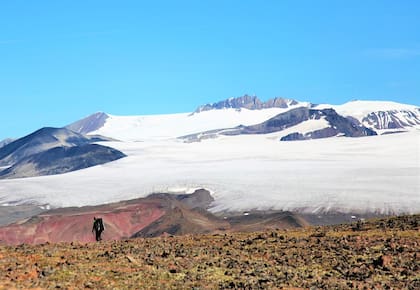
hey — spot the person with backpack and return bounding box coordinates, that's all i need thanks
[92,217,105,241]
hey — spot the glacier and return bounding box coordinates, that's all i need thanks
[0,130,418,214]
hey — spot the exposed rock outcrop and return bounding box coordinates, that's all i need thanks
[66,112,109,135]
[362,109,420,130]
[183,107,377,141]
[241,108,377,138]
[195,95,299,112]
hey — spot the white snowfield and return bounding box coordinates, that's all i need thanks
[0,130,419,214]
[317,100,419,117]
[91,100,420,142]
[89,104,309,141]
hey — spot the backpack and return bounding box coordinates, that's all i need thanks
[94,218,105,232]
[97,218,104,232]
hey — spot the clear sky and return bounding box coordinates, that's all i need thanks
[1,0,419,140]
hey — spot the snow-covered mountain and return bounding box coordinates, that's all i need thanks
[71,103,308,142]
[0,96,418,215]
[66,97,420,142]
[316,100,420,134]
[182,107,377,142]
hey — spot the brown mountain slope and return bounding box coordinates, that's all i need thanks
[132,206,230,237]
[226,211,309,232]
[0,198,166,245]
[0,189,308,245]
[133,207,308,238]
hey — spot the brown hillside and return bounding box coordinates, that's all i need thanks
[0,190,308,245]
[0,214,418,289]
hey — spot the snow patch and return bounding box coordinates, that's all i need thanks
[266,117,330,139]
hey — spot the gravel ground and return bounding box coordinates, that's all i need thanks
[0,214,418,289]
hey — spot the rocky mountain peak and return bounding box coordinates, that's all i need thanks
[66,112,109,135]
[195,95,300,112]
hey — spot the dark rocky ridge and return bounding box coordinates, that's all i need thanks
[279,108,378,140]
[131,205,230,238]
[0,127,89,166]
[183,107,377,142]
[0,144,125,179]
[195,95,299,112]
[0,138,14,149]
[146,190,215,212]
[0,127,126,179]
[236,107,377,138]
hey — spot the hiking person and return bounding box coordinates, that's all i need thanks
[92,217,105,241]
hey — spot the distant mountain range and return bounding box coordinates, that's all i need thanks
[195,96,420,137]
[1,95,419,182]
[66,95,420,142]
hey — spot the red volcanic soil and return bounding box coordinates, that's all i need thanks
[0,199,166,245]
[0,189,309,245]
[0,189,214,245]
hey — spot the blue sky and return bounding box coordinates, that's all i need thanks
[1,0,419,139]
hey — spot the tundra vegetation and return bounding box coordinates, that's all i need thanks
[0,214,418,289]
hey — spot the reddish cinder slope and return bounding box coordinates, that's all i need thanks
[0,199,166,245]
[0,189,310,245]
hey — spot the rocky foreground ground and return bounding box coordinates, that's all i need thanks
[0,214,418,289]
